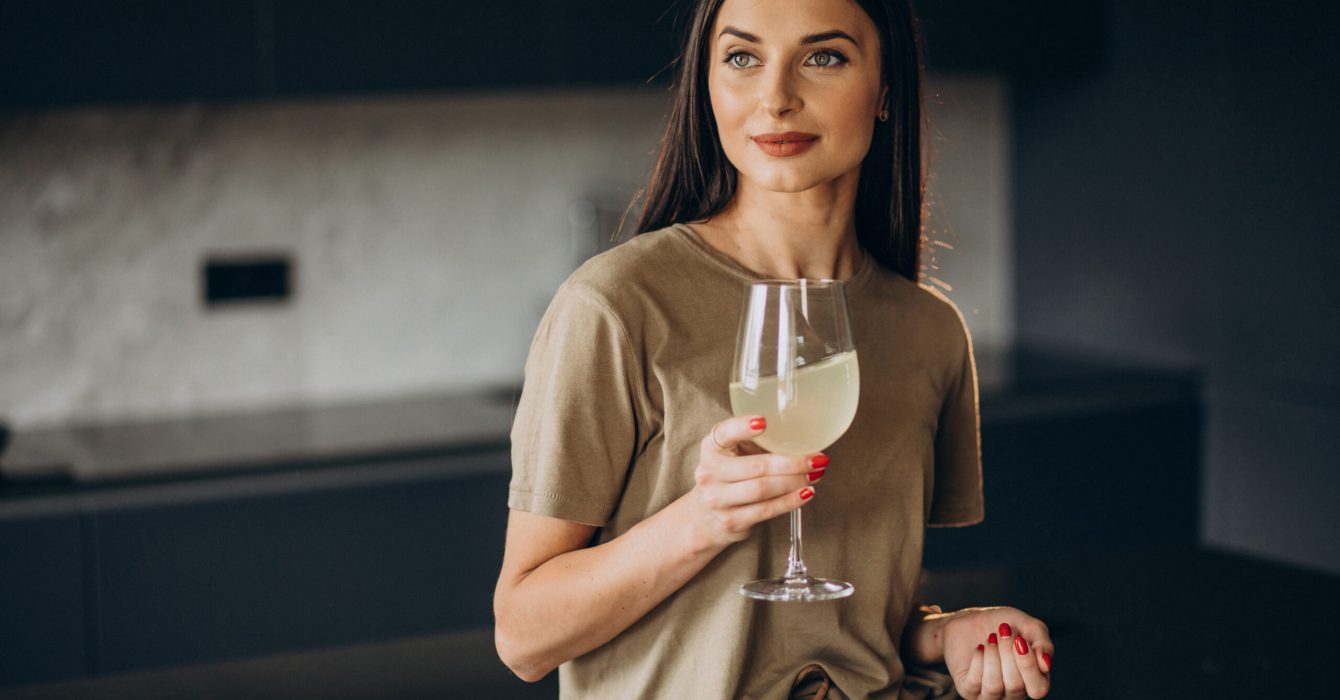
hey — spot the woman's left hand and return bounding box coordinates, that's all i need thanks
[941,606,1054,699]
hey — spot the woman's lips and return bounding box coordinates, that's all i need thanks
[751,132,819,157]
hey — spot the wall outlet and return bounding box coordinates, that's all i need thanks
[202,254,293,307]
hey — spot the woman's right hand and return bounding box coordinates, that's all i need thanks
[689,415,827,548]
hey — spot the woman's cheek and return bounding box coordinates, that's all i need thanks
[715,89,751,135]
[833,92,878,161]
[712,91,754,162]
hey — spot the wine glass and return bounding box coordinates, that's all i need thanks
[730,279,860,602]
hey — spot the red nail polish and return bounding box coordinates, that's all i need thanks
[999,622,1012,637]
[976,644,985,652]
[749,417,766,430]
[807,469,826,482]
[1042,652,1052,671]
[799,487,814,501]
[987,633,997,645]
[1015,636,1029,655]
[810,454,829,469]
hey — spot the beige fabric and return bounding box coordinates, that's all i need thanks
[791,664,839,700]
[509,224,984,699]
[790,662,959,699]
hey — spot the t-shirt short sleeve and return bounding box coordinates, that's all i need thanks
[928,317,985,527]
[508,282,646,527]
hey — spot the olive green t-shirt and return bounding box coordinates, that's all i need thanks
[509,223,984,699]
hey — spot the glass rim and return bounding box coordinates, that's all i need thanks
[747,278,846,288]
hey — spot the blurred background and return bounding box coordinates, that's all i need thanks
[0,1,1336,698]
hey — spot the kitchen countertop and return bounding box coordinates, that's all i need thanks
[0,345,1199,495]
[0,390,518,494]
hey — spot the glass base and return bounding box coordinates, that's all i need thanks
[739,575,855,602]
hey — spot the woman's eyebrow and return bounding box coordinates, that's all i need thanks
[719,26,761,42]
[717,26,860,48]
[801,30,859,47]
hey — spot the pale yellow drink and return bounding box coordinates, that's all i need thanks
[729,351,860,455]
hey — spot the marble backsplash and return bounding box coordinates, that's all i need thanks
[0,79,1008,429]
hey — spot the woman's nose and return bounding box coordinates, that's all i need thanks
[758,67,803,119]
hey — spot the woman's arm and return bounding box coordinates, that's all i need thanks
[902,603,952,666]
[493,497,722,681]
[493,415,823,681]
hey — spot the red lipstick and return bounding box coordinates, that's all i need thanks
[751,132,819,157]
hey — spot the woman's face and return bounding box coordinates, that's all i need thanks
[707,0,886,194]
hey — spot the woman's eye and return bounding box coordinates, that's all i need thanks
[805,50,848,68]
[728,52,758,69]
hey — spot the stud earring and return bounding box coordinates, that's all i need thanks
[878,108,890,122]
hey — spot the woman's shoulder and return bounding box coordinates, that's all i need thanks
[868,268,973,347]
[561,223,702,303]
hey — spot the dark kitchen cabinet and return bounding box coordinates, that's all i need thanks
[553,0,684,85]
[1,0,1102,111]
[0,510,87,685]
[271,1,564,94]
[0,0,682,110]
[269,0,680,94]
[0,450,512,686]
[0,1,262,108]
[89,452,511,673]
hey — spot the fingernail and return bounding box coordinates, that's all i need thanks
[810,454,829,469]
[799,487,815,501]
[807,469,826,482]
[987,633,997,645]
[976,644,985,652]
[1014,636,1029,655]
[999,622,1012,637]
[1042,652,1052,671]
[749,417,766,430]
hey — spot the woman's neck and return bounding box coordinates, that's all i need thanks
[691,171,864,281]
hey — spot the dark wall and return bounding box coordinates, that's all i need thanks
[1012,1,1340,572]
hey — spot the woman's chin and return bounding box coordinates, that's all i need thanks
[742,169,832,195]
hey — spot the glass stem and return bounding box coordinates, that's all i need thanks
[784,509,808,580]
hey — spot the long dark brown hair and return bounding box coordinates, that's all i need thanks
[633,0,926,282]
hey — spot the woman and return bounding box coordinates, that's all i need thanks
[494,0,1055,697]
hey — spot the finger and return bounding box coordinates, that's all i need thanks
[727,484,814,529]
[714,452,826,483]
[705,415,768,454]
[995,623,1026,699]
[714,474,817,507]
[734,440,768,456]
[980,633,1004,699]
[1010,632,1050,699]
[959,643,985,699]
[1019,620,1055,675]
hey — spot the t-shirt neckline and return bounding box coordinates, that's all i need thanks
[669,222,875,296]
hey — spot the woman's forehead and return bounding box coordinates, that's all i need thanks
[712,0,877,43]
